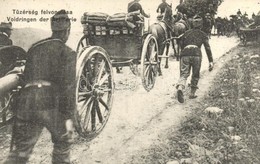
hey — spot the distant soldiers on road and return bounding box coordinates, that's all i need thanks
[176,15,214,103]
[4,10,76,164]
[0,22,13,46]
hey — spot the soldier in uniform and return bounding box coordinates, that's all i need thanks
[0,22,13,46]
[157,0,171,14]
[4,10,76,164]
[176,15,214,103]
[156,0,173,29]
[237,9,242,16]
[128,0,150,18]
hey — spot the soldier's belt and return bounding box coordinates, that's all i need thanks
[24,80,52,88]
[184,45,198,49]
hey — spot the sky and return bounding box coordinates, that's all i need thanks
[217,0,260,18]
[0,0,259,31]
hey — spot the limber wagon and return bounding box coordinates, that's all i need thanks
[239,27,260,46]
[74,12,160,139]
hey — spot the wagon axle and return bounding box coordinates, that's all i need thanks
[92,84,105,98]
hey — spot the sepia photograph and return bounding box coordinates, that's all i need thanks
[0,0,259,163]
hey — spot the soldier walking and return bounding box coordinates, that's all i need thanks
[176,15,214,103]
[0,22,13,46]
[4,10,76,164]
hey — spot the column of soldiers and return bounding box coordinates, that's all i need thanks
[2,1,214,163]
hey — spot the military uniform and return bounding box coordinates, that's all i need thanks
[0,22,13,46]
[128,0,149,18]
[157,2,171,14]
[0,32,12,46]
[176,22,213,102]
[4,10,76,164]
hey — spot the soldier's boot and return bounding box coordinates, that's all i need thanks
[176,85,185,103]
[189,87,198,99]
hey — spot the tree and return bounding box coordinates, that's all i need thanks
[176,0,224,18]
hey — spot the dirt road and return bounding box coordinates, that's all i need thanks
[0,36,239,164]
[72,36,239,164]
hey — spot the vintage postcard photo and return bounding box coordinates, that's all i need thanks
[0,0,259,163]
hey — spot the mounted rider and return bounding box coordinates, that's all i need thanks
[156,0,173,30]
[157,0,171,14]
[128,0,150,20]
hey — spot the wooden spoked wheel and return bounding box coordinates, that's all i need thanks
[76,35,90,54]
[0,93,13,126]
[75,46,114,139]
[140,34,159,92]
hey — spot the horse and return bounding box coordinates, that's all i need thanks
[202,14,214,38]
[172,17,190,59]
[148,11,190,75]
[148,7,177,75]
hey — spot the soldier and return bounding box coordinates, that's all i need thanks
[128,0,150,18]
[156,0,173,29]
[4,10,76,164]
[176,15,214,103]
[237,9,242,16]
[156,0,171,14]
[0,22,13,46]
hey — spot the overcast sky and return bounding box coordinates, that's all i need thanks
[0,0,259,31]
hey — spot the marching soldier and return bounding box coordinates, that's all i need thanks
[4,10,76,164]
[176,15,214,103]
[0,22,13,46]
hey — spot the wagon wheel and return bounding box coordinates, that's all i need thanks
[76,35,90,54]
[140,34,159,92]
[0,93,13,126]
[75,46,114,140]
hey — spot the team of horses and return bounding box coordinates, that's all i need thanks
[148,10,213,76]
[148,10,253,76]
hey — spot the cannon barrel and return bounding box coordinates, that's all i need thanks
[0,74,20,96]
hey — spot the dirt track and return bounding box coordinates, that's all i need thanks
[0,36,239,164]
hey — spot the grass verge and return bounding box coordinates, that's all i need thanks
[130,44,260,164]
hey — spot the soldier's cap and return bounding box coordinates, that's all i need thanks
[0,22,13,30]
[51,9,71,31]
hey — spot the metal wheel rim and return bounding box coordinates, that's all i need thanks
[140,34,159,92]
[75,46,114,139]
